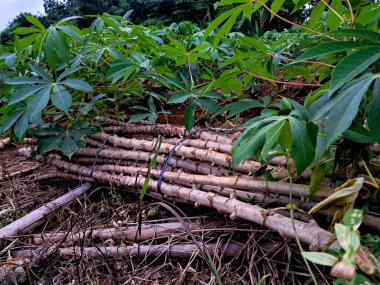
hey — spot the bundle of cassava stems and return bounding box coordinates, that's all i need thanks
[3,119,380,263]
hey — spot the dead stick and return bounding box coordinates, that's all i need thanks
[0,183,92,239]
[14,242,243,260]
[28,222,200,245]
[0,165,40,182]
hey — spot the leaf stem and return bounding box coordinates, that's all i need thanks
[244,70,322,87]
[252,0,337,41]
[320,0,345,23]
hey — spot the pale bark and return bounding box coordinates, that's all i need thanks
[103,125,235,144]
[14,242,243,260]
[90,133,277,174]
[74,147,232,176]
[28,222,200,245]
[93,164,328,199]
[20,155,333,249]
[0,183,92,239]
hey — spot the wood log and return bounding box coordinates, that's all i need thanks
[0,183,92,239]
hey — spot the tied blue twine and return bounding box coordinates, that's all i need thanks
[89,134,112,177]
[156,130,197,195]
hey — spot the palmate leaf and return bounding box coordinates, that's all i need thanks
[331,47,380,92]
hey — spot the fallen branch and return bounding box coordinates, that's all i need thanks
[28,222,200,245]
[0,165,40,182]
[14,242,243,260]
[0,183,92,239]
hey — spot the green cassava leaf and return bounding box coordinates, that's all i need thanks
[307,1,325,28]
[184,99,195,132]
[14,112,29,139]
[261,119,286,159]
[13,27,42,35]
[5,77,46,85]
[9,85,47,104]
[289,117,315,174]
[39,135,64,153]
[52,86,72,114]
[368,79,380,143]
[168,92,190,104]
[221,99,262,118]
[53,28,70,63]
[60,134,78,157]
[60,79,93,92]
[293,41,374,63]
[331,47,380,92]
[128,113,150,123]
[27,86,52,118]
[327,29,380,43]
[24,14,45,30]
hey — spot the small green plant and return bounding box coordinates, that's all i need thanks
[302,209,379,284]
